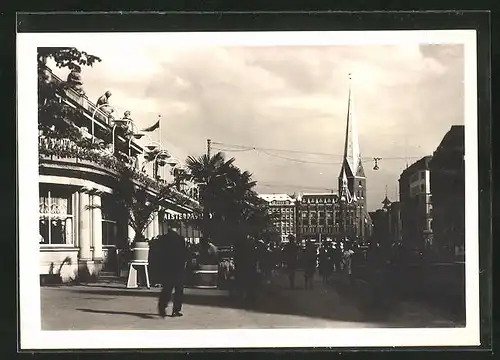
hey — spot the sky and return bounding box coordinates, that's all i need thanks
[46,39,464,211]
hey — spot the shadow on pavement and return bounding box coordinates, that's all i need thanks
[77,308,158,319]
[56,271,463,327]
[64,279,382,325]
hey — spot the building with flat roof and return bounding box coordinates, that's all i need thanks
[258,193,297,243]
[429,125,465,258]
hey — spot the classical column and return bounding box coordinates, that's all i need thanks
[91,194,103,260]
[145,220,154,240]
[152,212,159,237]
[78,192,91,260]
[128,225,136,244]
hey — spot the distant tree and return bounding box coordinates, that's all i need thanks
[38,47,102,71]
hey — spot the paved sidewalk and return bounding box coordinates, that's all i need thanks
[41,271,463,330]
[41,274,376,330]
[326,270,465,327]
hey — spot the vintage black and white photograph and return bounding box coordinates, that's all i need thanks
[18,29,480,349]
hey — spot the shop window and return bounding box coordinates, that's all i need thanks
[39,187,74,245]
[102,195,118,246]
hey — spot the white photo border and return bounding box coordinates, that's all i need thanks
[18,30,479,349]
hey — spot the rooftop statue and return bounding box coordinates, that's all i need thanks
[66,68,85,95]
[96,91,114,125]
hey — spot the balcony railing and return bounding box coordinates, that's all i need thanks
[38,135,200,209]
[40,65,142,155]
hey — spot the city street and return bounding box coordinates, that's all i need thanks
[41,270,463,330]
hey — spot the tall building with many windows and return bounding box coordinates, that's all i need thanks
[398,156,433,250]
[258,194,297,243]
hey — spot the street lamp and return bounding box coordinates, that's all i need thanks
[140,142,162,173]
[126,122,145,157]
[91,103,117,143]
[144,140,162,154]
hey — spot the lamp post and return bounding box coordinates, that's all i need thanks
[339,196,346,240]
[91,103,117,143]
[140,141,161,173]
[127,122,144,157]
[152,149,171,179]
[144,140,162,154]
[167,159,185,190]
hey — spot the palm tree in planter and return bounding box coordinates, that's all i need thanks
[88,166,191,269]
[184,152,236,248]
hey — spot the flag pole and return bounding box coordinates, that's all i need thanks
[158,114,162,148]
[158,114,162,179]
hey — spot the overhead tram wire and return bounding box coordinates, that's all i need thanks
[258,181,397,192]
[211,147,254,153]
[213,146,415,167]
[212,141,340,157]
[257,181,334,191]
[212,141,425,164]
[213,147,339,165]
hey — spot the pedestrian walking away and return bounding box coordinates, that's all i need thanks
[332,241,342,273]
[303,240,317,289]
[318,242,329,283]
[283,235,299,289]
[343,243,355,285]
[154,227,190,318]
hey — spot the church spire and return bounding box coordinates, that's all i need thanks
[341,73,362,178]
[382,185,391,209]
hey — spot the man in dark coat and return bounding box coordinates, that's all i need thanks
[156,227,189,318]
[303,241,318,289]
[282,235,299,289]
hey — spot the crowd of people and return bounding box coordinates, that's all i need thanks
[147,229,363,318]
[215,235,362,295]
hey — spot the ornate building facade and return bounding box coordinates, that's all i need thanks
[38,61,200,283]
[258,194,297,243]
